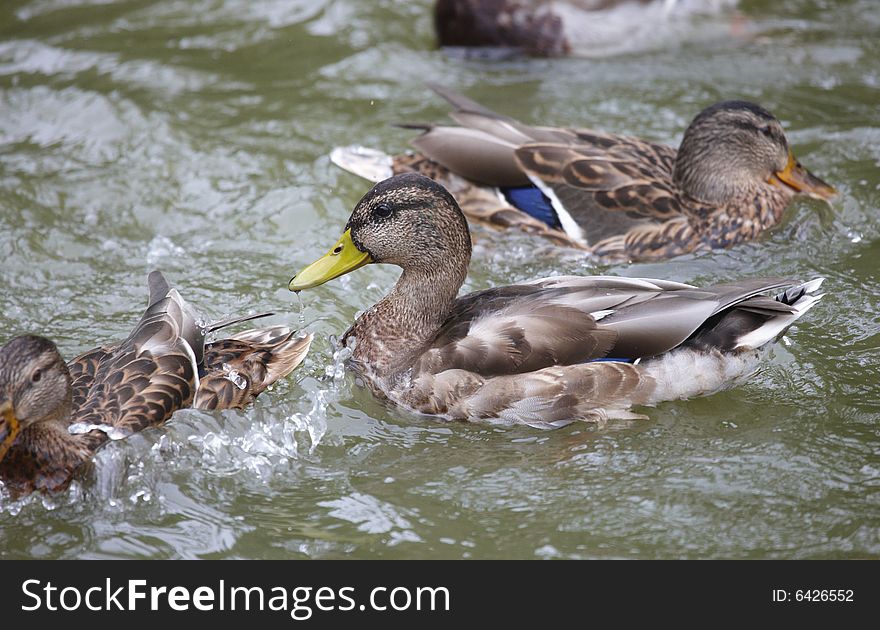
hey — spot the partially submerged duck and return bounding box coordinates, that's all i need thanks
[289,173,823,428]
[332,85,835,261]
[0,271,312,496]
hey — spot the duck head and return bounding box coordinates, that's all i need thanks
[0,335,72,462]
[674,100,835,205]
[289,173,472,291]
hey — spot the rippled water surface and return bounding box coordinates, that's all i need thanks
[1,0,878,559]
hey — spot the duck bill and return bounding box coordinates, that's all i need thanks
[0,399,21,462]
[289,229,373,291]
[772,150,836,200]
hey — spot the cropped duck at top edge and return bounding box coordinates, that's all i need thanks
[0,271,312,496]
[288,173,824,429]
[331,85,835,262]
[433,0,744,58]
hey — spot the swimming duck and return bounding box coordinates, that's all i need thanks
[331,85,835,261]
[0,271,312,495]
[434,0,740,58]
[289,173,823,428]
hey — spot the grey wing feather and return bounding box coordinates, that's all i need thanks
[411,126,529,187]
[401,274,818,426]
[147,270,172,306]
[414,277,798,380]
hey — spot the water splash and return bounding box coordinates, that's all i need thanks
[325,334,353,381]
[145,235,185,265]
[221,363,248,390]
[0,480,83,516]
[196,317,211,335]
[69,422,131,440]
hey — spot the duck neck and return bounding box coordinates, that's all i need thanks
[347,263,467,377]
[0,418,90,493]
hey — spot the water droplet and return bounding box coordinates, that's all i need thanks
[221,363,248,390]
[290,291,305,326]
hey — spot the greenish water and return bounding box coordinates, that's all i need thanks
[0,0,878,559]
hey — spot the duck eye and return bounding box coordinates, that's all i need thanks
[31,369,42,383]
[374,203,393,219]
[759,126,774,138]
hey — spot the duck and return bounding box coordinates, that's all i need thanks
[0,271,313,496]
[288,173,823,429]
[331,85,835,262]
[434,0,741,58]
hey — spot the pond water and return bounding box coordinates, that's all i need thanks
[0,0,878,559]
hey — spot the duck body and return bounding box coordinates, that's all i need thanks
[290,174,823,428]
[0,271,312,495]
[332,86,834,262]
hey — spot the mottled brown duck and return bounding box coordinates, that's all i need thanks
[332,85,835,262]
[289,173,823,429]
[0,271,312,496]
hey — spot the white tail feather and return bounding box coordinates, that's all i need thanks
[734,278,825,350]
[330,146,393,182]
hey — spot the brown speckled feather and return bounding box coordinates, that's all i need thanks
[68,345,114,411]
[0,423,93,494]
[194,327,312,410]
[68,286,203,453]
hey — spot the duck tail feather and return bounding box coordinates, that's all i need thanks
[393,122,434,132]
[733,278,825,350]
[426,83,511,121]
[147,270,172,306]
[330,146,394,183]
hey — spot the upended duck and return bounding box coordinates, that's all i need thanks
[0,271,312,495]
[289,173,822,429]
[332,85,835,261]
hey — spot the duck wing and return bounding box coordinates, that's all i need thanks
[71,271,202,451]
[414,276,795,378]
[65,272,178,413]
[67,345,115,412]
[406,276,812,427]
[194,327,313,410]
[410,86,692,256]
[409,84,574,187]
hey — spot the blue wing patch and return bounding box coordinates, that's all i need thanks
[500,186,561,230]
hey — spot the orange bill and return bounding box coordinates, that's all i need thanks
[0,399,21,462]
[771,149,836,200]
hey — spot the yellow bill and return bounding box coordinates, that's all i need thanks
[0,399,21,462]
[771,149,836,200]
[289,229,373,291]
